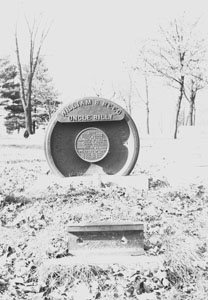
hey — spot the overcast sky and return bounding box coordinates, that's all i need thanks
[0,0,208,102]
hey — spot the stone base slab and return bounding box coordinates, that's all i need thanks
[42,254,163,268]
[26,174,149,198]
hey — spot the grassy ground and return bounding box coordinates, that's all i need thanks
[0,133,208,299]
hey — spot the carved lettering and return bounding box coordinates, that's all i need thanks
[101,101,122,115]
[62,99,93,116]
[62,105,73,117]
[77,100,85,106]
[58,98,125,122]
[66,114,113,122]
[63,100,122,116]
[86,99,92,105]
[72,102,78,109]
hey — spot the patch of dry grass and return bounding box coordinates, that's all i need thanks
[1,138,208,299]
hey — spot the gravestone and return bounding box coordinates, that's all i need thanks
[44,97,144,260]
[44,97,140,177]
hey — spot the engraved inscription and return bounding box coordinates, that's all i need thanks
[62,99,123,117]
[57,98,125,123]
[75,128,109,163]
[62,99,93,117]
[68,114,113,122]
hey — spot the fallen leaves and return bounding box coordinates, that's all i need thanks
[1,140,208,299]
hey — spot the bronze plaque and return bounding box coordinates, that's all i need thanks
[75,127,109,163]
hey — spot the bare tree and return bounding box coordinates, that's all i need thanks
[15,17,50,137]
[184,72,208,126]
[134,57,151,135]
[142,16,207,138]
[92,81,104,97]
[92,81,116,100]
[117,74,134,115]
[134,75,150,134]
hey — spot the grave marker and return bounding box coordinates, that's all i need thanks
[44,97,144,259]
[44,97,140,177]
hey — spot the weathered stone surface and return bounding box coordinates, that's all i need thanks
[57,97,125,123]
[42,253,164,267]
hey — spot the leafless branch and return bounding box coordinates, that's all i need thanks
[15,29,26,108]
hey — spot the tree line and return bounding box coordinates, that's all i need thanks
[132,16,208,138]
[0,18,60,136]
[107,16,208,138]
[0,15,207,138]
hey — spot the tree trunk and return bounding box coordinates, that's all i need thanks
[24,105,33,135]
[189,95,196,126]
[128,101,132,115]
[32,120,36,134]
[189,103,194,126]
[145,76,150,135]
[128,74,133,116]
[174,80,184,139]
[146,104,150,135]
[193,105,196,125]
[174,98,182,139]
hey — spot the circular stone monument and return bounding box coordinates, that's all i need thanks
[44,97,140,176]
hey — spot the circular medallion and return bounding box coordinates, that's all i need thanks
[75,127,109,163]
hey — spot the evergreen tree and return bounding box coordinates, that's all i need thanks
[0,58,24,134]
[0,57,60,134]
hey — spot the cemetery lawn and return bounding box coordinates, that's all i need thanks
[0,134,208,300]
